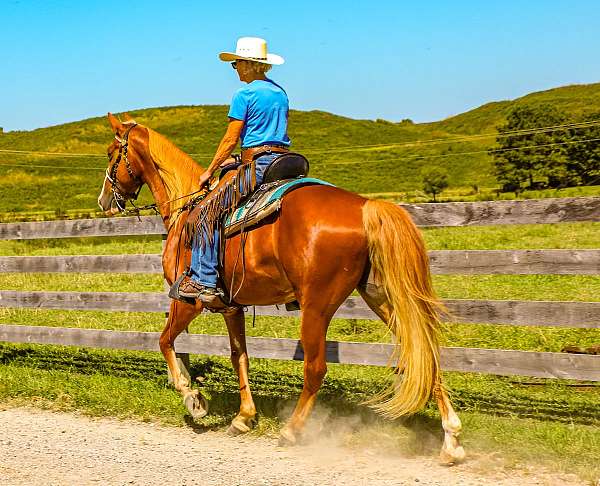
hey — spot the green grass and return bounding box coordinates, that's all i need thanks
[422,222,600,249]
[0,235,163,256]
[1,272,599,302]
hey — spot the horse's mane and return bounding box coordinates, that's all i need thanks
[146,127,204,218]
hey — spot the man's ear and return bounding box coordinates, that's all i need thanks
[107,112,123,133]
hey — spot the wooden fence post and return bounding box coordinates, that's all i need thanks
[163,235,191,385]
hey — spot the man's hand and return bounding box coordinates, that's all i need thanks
[198,171,211,189]
[219,156,238,168]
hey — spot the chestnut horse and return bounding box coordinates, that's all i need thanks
[98,113,465,463]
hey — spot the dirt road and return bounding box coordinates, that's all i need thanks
[0,407,583,486]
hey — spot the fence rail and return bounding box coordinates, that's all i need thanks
[0,196,598,240]
[1,291,598,329]
[1,324,598,381]
[1,249,598,275]
[0,195,599,381]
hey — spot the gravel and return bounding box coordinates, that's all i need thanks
[0,407,584,486]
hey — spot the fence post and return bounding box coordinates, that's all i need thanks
[163,235,191,385]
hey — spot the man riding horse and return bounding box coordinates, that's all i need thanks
[174,37,289,308]
[98,37,465,463]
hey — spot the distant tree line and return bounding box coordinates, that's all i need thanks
[491,104,600,193]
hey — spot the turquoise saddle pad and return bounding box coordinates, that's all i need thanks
[224,177,334,237]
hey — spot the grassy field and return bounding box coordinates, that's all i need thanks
[0,221,598,480]
[1,82,600,214]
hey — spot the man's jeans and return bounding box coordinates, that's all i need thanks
[189,154,279,287]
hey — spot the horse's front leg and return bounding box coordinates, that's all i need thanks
[223,307,257,435]
[159,300,208,419]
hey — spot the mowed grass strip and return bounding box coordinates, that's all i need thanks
[0,235,163,256]
[0,272,599,300]
[0,344,598,482]
[422,222,600,250]
[1,344,597,427]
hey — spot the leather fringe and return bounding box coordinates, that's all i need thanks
[185,161,256,250]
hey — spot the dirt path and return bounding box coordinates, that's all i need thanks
[0,407,583,486]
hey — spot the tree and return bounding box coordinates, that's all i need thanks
[563,112,600,186]
[491,104,567,192]
[421,166,449,202]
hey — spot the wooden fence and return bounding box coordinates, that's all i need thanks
[0,196,599,381]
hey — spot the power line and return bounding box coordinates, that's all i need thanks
[301,120,600,154]
[323,137,600,166]
[2,119,600,159]
[0,148,106,158]
[0,163,104,171]
[1,136,600,171]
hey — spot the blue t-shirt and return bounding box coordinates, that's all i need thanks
[228,78,291,148]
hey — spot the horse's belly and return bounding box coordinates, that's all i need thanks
[223,220,295,306]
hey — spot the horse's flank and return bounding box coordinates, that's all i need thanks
[147,127,204,225]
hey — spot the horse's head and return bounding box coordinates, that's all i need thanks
[98,113,145,215]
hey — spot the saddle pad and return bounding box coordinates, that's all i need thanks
[224,177,334,237]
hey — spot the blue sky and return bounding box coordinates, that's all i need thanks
[2,0,599,131]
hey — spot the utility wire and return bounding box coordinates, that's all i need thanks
[2,119,600,159]
[301,120,600,154]
[0,162,104,171]
[324,137,600,166]
[0,148,106,158]
[1,136,599,171]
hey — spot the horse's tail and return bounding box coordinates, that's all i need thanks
[361,199,444,418]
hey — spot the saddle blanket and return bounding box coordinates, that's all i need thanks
[224,177,334,237]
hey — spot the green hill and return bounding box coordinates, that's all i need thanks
[1,82,600,215]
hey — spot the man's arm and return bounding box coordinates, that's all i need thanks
[198,119,244,187]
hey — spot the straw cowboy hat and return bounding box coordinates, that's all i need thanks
[219,37,284,65]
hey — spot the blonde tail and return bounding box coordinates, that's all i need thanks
[362,199,444,417]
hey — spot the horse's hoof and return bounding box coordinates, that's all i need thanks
[227,420,251,437]
[183,391,208,420]
[278,427,297,446]
[439,445,466,466]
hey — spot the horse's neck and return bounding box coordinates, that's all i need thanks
[142,171,175,226]
[142,153,203,229]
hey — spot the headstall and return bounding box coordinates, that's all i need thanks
[105,122,143,213]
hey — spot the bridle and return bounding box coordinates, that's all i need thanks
[105,122,144,213]
[103,121,208,222]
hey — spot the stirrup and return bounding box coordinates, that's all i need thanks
[168,271,196,305]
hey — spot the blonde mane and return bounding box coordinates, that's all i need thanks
[146,127,204,223]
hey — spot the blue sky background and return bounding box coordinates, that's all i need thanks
[2,0,599,131]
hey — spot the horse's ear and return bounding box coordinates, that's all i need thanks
[107,112,123,133]
[122,112,137,123]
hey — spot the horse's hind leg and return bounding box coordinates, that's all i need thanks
[358,283,465,464]
[357,283,392,325]
[435,384,465,464]
[159,300,207,419]
[223,307,257,435]
[279,306,330,446]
